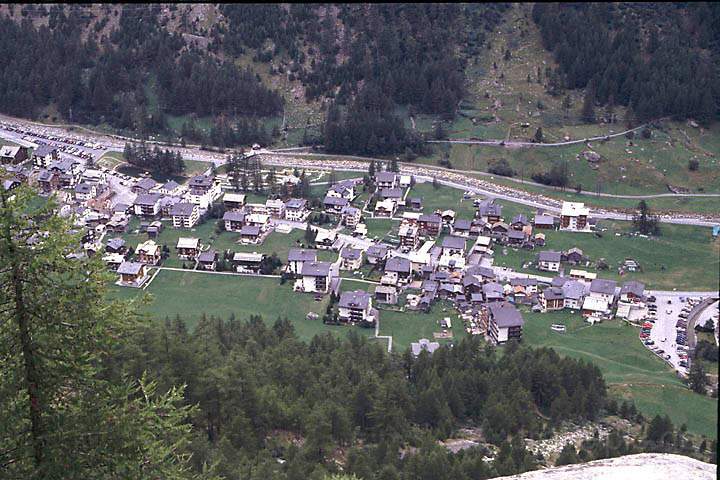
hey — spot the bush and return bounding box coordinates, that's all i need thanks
[688,159,699,171]
[488,158,516,177]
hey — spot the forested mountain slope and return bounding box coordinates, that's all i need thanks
[0,3,717,154]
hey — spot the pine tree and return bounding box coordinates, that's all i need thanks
[267,166,278,195]
[687,362,707,394]
[0,186,205,479]
[632,200,660,236]
[555,443,580,466]
[534,127,544,143]
[581,82,597,124]
[562,95,572,118]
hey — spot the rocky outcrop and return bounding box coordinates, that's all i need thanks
[492,453,716,480]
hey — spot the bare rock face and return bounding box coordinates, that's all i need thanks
[492,453,716,480]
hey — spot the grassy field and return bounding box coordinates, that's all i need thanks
[401,183,719,290]
[468,174,720,215]
[97,151,125,170]
[111,270,370,341]
[421,124,720,196]
[337,279,469,352]
[363,218,398,242]
[522,310,718,438]
[379,301,468,353]
[408,181,481,221]
[493,217,720,291]
[405,2,720,198]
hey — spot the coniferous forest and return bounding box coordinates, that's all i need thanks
[531,3,719,124]
[1,3,717,155]
[0,5,283,136]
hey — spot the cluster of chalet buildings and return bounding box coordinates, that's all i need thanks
[4,147,642,346]
[282,170,617,345]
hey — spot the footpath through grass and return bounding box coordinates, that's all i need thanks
[523,310,718,438]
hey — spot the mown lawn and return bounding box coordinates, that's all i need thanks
[110,270,371,342]
[493,217,720,290]
[378,301,468,353]
[522,310,718,438]
[408,182,481,221]
[337,280,470,352]
[363,218,398,242]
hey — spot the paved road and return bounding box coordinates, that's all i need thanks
[1,115,718,227]
[262,154,720,227]
[426,121,653,148]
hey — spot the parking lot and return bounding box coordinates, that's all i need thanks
[0,120,108,163]
[640,294,710,375]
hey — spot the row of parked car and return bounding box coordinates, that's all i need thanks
[0,122,105,163]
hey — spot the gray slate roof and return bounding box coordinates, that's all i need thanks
[620,281,645,297]
[507,230,526,240]
[380,188,403,199]
[341,248,362,260]
[301,261,331,277]
[453,219,472,230]
[106,238,125,250]
[74,183,93,194]
[162,180,180,191]
[323,196,349,207]
[534,214,555,226]
[170,202,195,216]
[366,244,389,259]
[189,175,213,188]
[286,198,307,209]
[419,214,442,224]
[240,225,261,236]
[590,278,617,295]
[339,290,371,309]
[488,302,524,328]
[375,171,397,183]
[134,177,157,191]
[483,282,505,299]
[134,193,161,206]
[198,249,217,263]
[511,214,528,225]
[479,201,503,217]
[288,248,317,262]
[441,235,466,250]
[223,211,245,222]
[538,250,562,263]
[385,256,411,273]
[34,145,56,157]
[562,280,586,300]
[117,261,143,275]
[543,287,565,301]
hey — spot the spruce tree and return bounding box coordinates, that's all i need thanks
[0,186,205,479]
